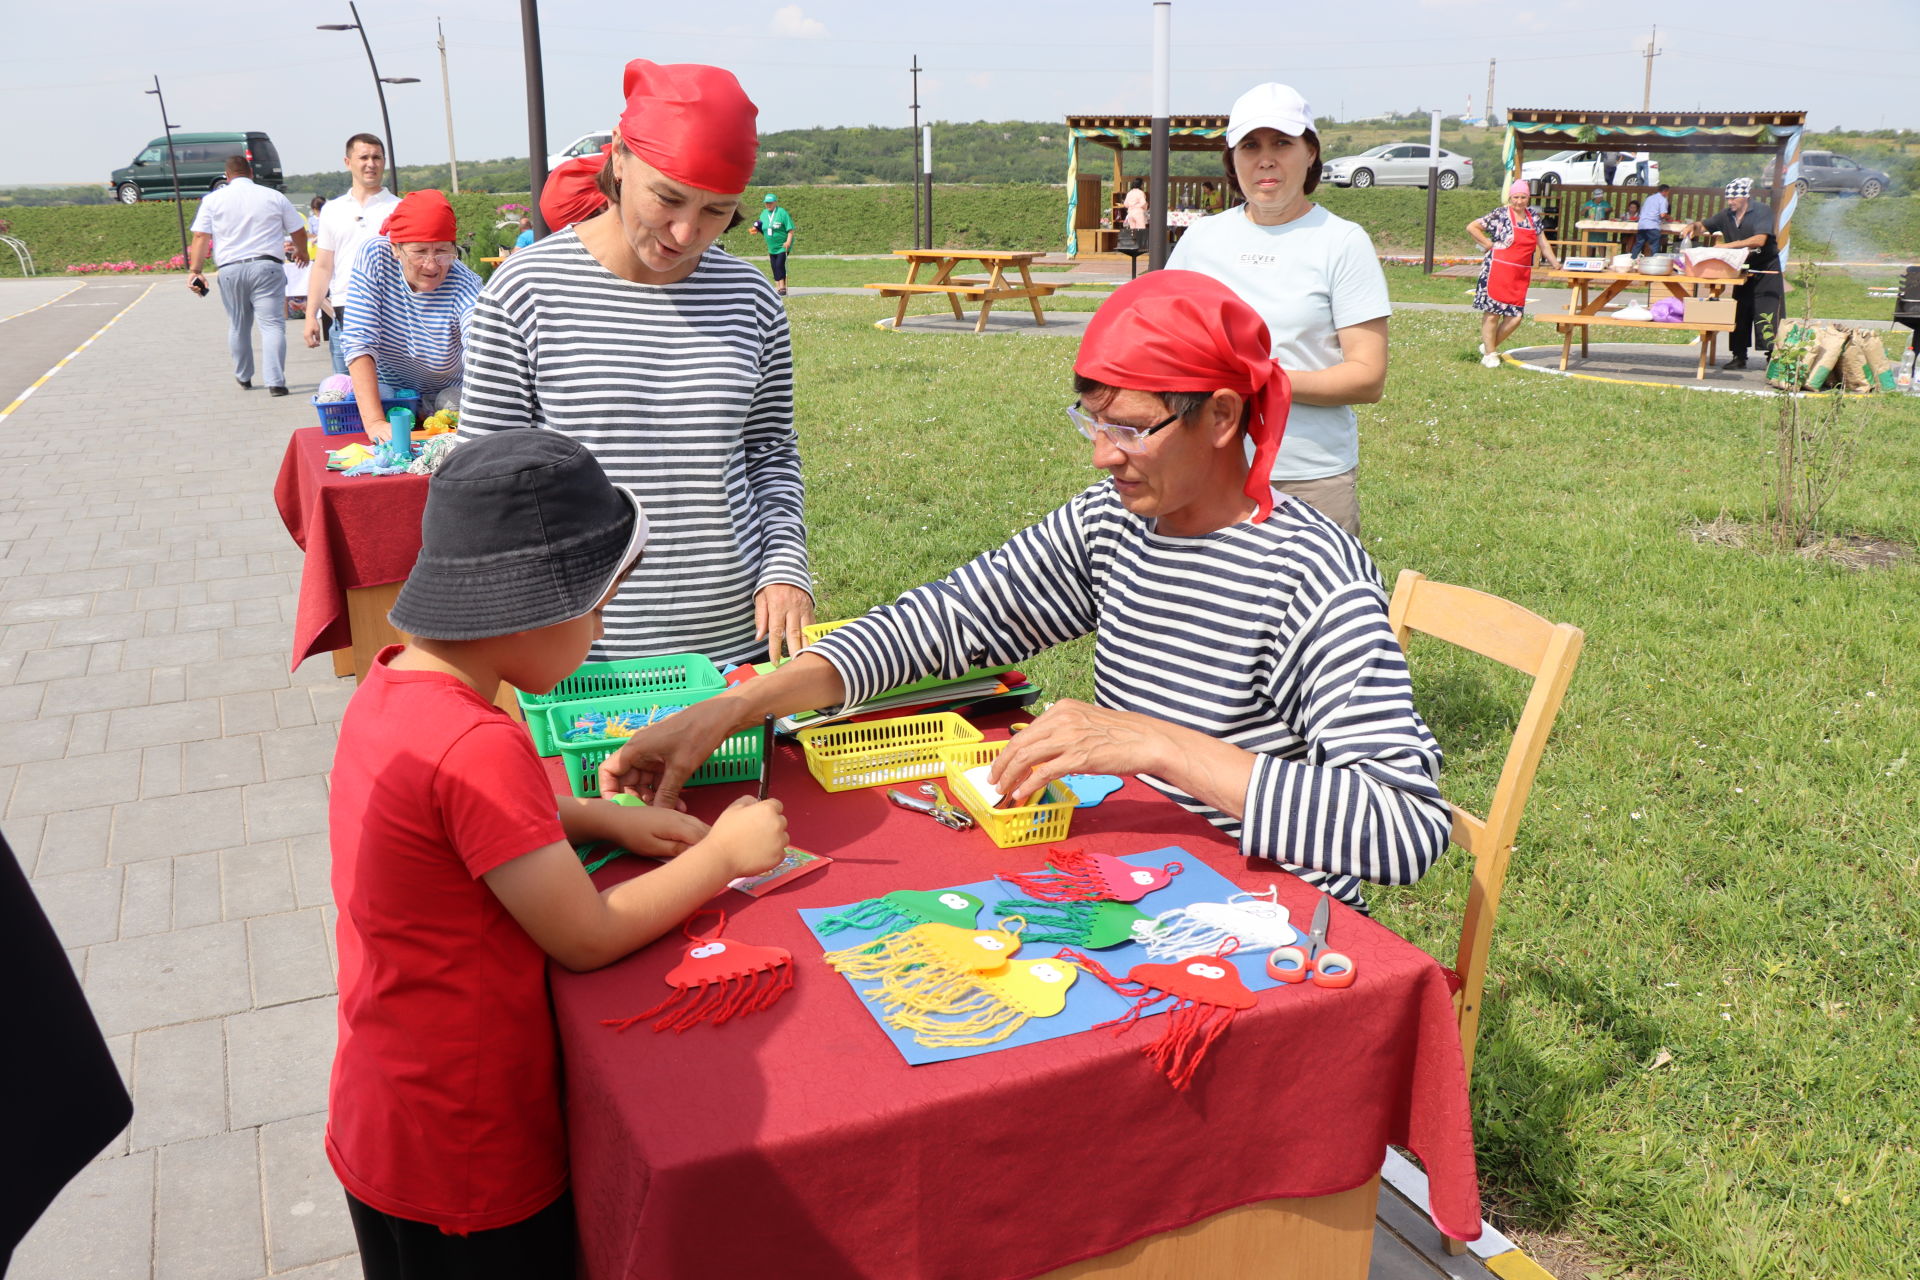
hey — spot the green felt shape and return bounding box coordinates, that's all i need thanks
[819,888,984,936]
[994,897,1148,949]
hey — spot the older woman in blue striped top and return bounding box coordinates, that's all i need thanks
[339,189,482,441]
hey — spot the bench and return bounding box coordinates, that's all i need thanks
[1549,313,1737,379]
[866,250,1062,333]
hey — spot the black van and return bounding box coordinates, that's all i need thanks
[109,132,284,203]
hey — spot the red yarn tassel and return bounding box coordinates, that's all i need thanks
[1141,998,1237,1090]
[996,845,1104,902]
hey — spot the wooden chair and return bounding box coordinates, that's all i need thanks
[1386,570,1584,1086]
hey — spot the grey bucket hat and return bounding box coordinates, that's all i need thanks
[389,431,648,641]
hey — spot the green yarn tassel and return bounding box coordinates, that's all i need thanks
[818,896,910,936]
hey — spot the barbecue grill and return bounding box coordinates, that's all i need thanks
[1895,265,1920,341]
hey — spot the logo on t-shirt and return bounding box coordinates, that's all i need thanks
[1235,252,1280,268]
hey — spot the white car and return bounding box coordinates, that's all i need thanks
[1519,150,1658,191]
[548,131,612,172]
[1321,143,1475,190]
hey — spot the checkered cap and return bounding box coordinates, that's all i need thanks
[1725,177,1753,199]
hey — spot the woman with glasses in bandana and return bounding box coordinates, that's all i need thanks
[339,189,484,442]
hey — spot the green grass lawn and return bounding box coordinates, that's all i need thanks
[784,295,1920,1279]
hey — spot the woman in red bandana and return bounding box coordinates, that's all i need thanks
[459,61,814,666]
[604,272,1451,915]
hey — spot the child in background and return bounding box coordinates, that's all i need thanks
[326,430,788,1278]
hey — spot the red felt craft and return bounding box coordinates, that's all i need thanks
[997,844,1184,903]
[551,729,1486,1278]
[602,910,793,1034]
[273,427,428,669]
[1062,940,1258,1090]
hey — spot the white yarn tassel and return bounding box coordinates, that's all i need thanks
[1132,889,1294,961]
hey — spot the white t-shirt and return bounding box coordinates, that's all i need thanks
[1167,204,1390,480]
[314,187,401,308]
[188,178,304,266]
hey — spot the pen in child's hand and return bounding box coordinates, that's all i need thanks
[756,715,774,801]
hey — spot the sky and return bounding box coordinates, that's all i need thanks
[3,0,1915,185]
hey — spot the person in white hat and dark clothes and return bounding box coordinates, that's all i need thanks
[1167,83,1388,537]
[1686,177,1783,370]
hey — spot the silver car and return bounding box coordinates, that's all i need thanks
[1321,143,1475,190]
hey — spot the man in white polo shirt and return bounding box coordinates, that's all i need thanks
[187,156,308,395]
[303,133,401,376]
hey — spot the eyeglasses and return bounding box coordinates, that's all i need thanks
[397,248,458,265]
[1066,401,1183,453]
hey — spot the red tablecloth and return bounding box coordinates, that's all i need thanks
[551,733,1482,1280]
[272,427,428,669]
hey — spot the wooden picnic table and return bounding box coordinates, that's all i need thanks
[1542,268,1746,379]
[866,248,1061,333]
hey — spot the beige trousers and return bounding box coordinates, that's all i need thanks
[1274,468,1360,537]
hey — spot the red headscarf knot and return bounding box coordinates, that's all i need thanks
[380,189,458,244]
[541,145,610,232]
[1073,271,1293,522]
[617,60,758,195]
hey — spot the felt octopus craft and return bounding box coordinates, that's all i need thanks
[996,845,1183,904]
[823,917,1079,1047]
[1059,940,1259,1090]
[602,910,793,1034]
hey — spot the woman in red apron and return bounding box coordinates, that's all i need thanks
[1468,179,1561,368]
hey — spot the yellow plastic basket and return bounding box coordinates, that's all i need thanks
[797,712,984,792]
[939,741,1078,848]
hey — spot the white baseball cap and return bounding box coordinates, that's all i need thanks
[1225,83,1315,146]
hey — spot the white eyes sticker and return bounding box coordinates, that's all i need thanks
[1029,963,1065,984]
[973,935,1007,952]
[1245,904,1276,918]
[1185,962,1227,981]
[689,942,728,959]
[938,893,971,911]
[1129,870,1156,886]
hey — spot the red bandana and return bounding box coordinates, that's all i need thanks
[617,60,758,195]
[380,189,457,244]
[1073,271,1293,522]
[541,145,610,232]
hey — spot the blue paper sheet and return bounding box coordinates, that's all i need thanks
[799,846,1303,1065]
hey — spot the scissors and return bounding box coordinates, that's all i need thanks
[1265,895,1356,989]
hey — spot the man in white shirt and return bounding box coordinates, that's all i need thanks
[303,133,401,376]
[187,157,308,395]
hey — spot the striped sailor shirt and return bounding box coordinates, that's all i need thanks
[807,484,1451,909]
[457,233,808,665]
[339,237,483,397]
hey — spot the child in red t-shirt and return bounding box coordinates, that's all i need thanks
[326,430,790,1279]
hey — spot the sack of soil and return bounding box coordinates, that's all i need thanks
[1837,332,1874,393]
[1847,327,1896,392]
[1803,324,1849,392]
[1766,321,1820,389]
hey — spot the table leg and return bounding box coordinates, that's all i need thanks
[1035,1176,1379,1280]
[344,582,405,682]
[973,296,995,334]
[1017,263,1047,326]
[1697,332,1708,379]
[332,648,354,678]
[1560,326,1572,371]
[895,259,922,329]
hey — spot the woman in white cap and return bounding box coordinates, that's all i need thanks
[1167,82,1388,537]
[1467,180,1560,369]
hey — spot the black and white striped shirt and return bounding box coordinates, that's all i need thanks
[458,232,808,664]
[807,484,1450,908]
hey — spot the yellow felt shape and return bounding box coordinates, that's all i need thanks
[885,957,1080,1047]
[824,922,1025,1018]
[326,443,378,469]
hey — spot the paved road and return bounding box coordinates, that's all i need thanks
[0,281,158,413]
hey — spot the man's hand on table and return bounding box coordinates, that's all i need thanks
[754,583,816,664]
[986,698,1170,808]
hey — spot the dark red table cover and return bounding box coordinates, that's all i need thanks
[272,427,428,670]
[550,733,1482,1280]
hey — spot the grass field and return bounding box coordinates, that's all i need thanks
[783,294,1920,1279]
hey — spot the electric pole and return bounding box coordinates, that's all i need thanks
[910,56,922,250]
[1485,58,1496,126]
[1641,26,1661,111]
[437,18,458,194]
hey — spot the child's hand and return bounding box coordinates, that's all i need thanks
[610,805,710,858]
[703,796,788,878]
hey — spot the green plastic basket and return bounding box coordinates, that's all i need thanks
[518,653,724,755]
[556,696,763,799]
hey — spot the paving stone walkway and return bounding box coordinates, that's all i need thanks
[3,276,359,1280]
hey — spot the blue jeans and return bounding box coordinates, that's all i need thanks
[217,259,287,387]
[1631,228,1662,257]
[325,305,350,376]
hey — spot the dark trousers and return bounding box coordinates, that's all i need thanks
[1731,275,1785,359]
[345,1189,574,1280]
[769,250,789,281]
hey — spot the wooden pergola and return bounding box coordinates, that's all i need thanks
[1504,108,1809,260]
[1064,114,1228,256]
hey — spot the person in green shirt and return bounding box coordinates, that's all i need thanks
[754,192,796,297]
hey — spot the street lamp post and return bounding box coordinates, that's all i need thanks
[318,3,418,194]
[143,76,191,266]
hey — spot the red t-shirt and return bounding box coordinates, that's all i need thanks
[326,647,570,1232]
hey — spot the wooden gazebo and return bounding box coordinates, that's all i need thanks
[1504,108,1808,261]
[1064,114,1228,256]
